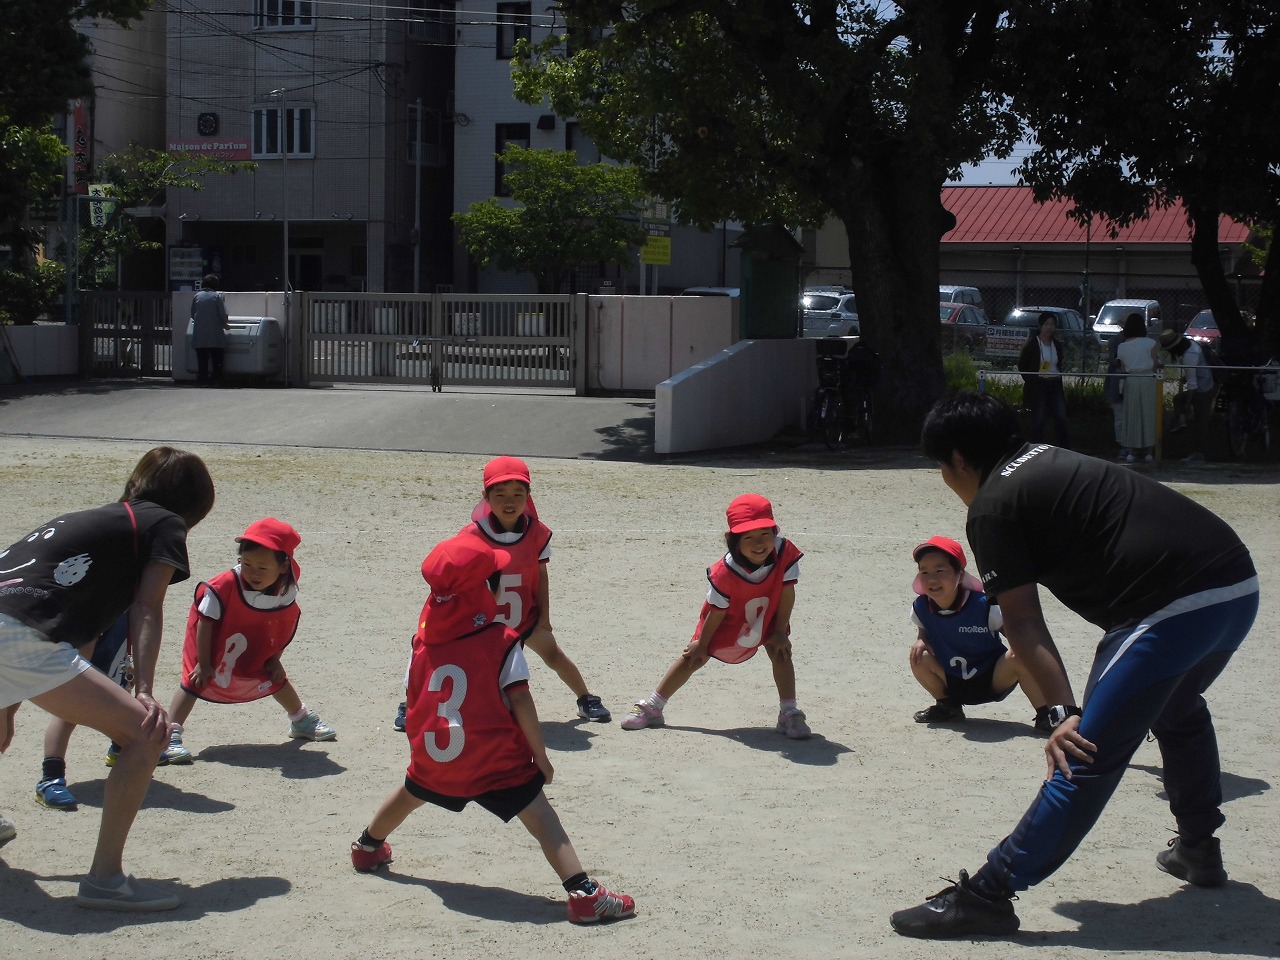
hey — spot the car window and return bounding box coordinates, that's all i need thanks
[959,307,981,325]
[1189,310,1217,330]
[803,295,840,311]
[939,305,953,321]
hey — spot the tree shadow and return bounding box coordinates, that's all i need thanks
[588,404,656,460]
[0,862,291,933]
[1128,763,1270,804]
[1023,883,1280,953]
[660,724,853,766]
[188,740,346,779]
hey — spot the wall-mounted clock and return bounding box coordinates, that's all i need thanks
[197,112,220,136]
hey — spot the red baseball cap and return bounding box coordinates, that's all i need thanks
[237,518,301,557]
[912,535,984,596]
[726,494,777,534]
[421,535,511,595]
[483,455,531,489]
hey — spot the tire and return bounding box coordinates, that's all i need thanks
[821,394,844,449]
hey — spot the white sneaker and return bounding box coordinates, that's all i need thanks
[777,707,812,740]
[620,701,665,730]
[0,812,16,849]
[290,710,338,741]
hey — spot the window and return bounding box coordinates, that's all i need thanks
[254,0,314,29]
[496,2,530,59]
[494,122,530,196]
[252,105,316,158]
[406,0,453,42]
[564,121,601,164]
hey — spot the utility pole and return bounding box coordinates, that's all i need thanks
[413,98,423,293]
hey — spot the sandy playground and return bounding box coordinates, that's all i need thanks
[0,437,1277,960]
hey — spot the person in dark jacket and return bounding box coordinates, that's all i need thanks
[1015,312,1070,447]
[190,274,231,386]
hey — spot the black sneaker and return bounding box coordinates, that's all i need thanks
[393,701,407,733]
[891,870,1020,939]
[576,694,612,723]
[913,702,966,723]
[1033,706,1053,734]
[1157,836,1227,887]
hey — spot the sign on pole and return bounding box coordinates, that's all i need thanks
[88,183,115,228]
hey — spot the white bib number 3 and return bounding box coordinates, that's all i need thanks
[734,597,770,649]
[423,664,468,762]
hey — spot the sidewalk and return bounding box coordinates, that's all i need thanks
[0,379,657,461]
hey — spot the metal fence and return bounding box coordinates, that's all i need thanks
[302,293,578,388]
[79,292,173,376]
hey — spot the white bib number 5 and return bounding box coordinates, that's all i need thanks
[493,574,523,628]
[423,664,468,762]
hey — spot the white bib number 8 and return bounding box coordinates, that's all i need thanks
[735,597,770,649]
[424,664,468,762]
[213,633,249,688]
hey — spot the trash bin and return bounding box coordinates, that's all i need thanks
[185,317,283,376]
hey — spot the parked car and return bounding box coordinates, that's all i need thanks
[939,302,987,350]
[1093,298,1161,342]
[1185,309,1221,345]
[1002,305,1101,368]
[939,284,986,321]
[802,291,859,337]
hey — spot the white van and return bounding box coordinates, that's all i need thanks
[1093,299,1161,341]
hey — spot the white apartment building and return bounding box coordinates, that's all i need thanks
[163,0,454,293]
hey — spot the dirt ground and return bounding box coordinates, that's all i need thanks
[1,438,1276,960]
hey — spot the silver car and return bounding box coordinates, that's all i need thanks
[802,291,859,337]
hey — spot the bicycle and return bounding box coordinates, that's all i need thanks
[1223,360,1277,461]
[810,338,878,449]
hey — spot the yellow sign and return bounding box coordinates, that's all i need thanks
[642,235,671,265]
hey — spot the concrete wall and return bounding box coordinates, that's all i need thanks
[655,339,817,454]
[587,295,740,392]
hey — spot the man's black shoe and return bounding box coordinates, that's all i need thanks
[1157,836,1227,887]
[891,870,1020,939]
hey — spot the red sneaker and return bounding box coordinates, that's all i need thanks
[350,840,392,873]
[567,881,636,924]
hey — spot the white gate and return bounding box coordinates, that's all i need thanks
[302,293,579,389]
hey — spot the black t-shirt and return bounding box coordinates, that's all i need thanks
[0,500,190,646]
[967,444,1255,631]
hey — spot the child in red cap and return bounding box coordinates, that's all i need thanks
[394,455,611,727]
[622,494,812,738]
[159,517,337,763]
[908,535,1047,729]
[353,534,635,924]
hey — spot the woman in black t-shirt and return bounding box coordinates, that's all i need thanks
[0,446,214,912]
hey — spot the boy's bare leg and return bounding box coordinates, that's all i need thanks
[515,792,584,881]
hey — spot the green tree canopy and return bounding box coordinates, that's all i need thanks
[454,145,646,293]
[517,1,1021,431]
[1004,0,1280,357]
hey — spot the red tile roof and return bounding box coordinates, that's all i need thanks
[941,186,1252,244]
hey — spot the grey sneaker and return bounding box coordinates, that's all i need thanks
[290,710,338,741]
[891,870,1020,939]
[0,812,15,849]
[1157,836,1227,887]
[76,873,180,912]
[159,729,193,766]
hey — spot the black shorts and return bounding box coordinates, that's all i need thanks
[944,666,1016,706]
[88,616,131,689]
[403,771,546,823]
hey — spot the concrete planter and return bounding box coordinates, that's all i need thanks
[2,324,79,377]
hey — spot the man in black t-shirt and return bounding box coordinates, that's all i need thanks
[891,392,1260,940]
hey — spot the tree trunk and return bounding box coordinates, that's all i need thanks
[1187,204,1246,349]
[1255,235,1280,359]
[834,166,949,440]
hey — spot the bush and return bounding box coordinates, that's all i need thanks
[0,261,64,325]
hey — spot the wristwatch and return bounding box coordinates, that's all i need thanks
[1047,705,1083,729]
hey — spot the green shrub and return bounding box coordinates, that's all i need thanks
[943,350,979,392]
